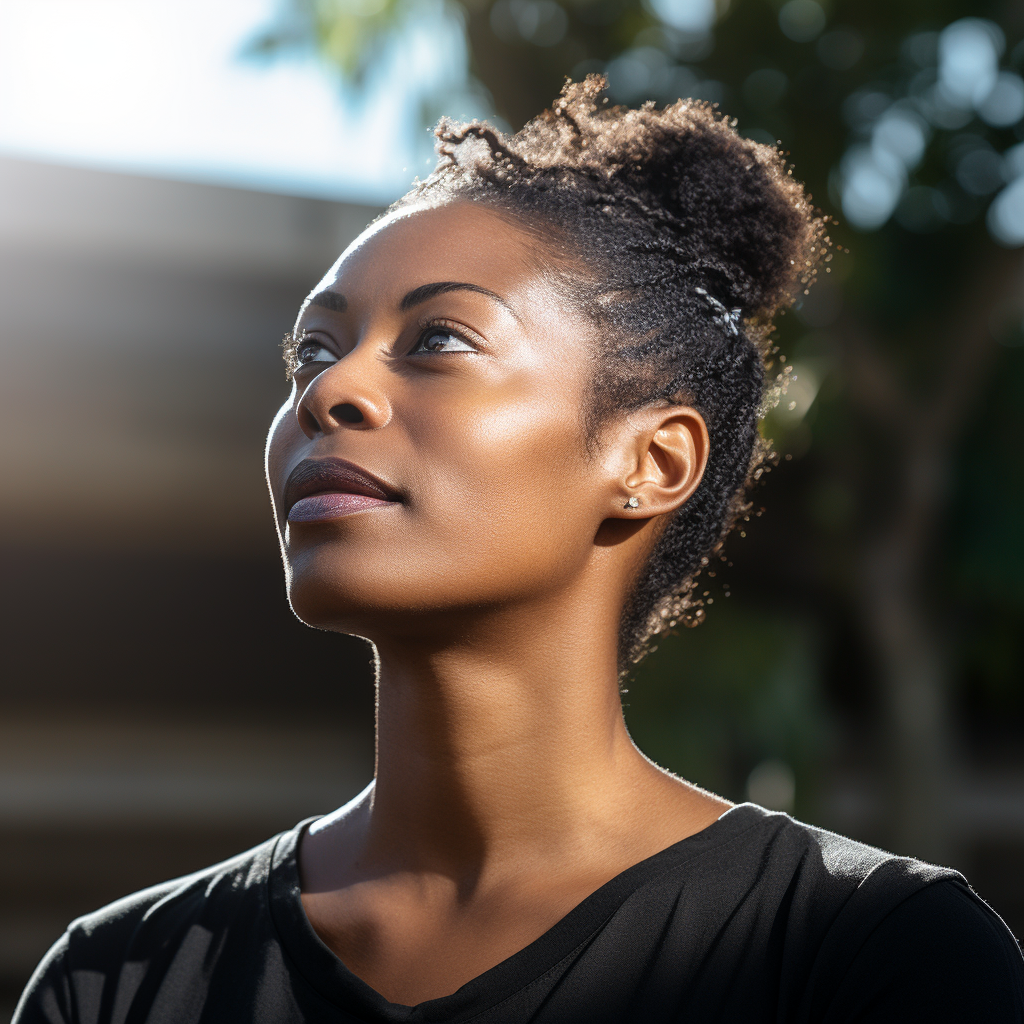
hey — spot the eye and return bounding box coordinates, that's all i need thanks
[295,337,338,368]
[411,326,477,354]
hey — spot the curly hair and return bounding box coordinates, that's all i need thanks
[391,76,827,670]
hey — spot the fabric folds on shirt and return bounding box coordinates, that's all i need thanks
[13,803,1024,1024]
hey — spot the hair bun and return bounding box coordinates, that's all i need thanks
[514,76,826,320]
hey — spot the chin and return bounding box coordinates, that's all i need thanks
[281,527,578,637]
[282,546,444,638]
[286,593,365,636]
[284,550,384,633]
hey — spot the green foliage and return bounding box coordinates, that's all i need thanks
[246,0,415,82]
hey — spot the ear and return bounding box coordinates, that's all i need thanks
[612,405,709,519]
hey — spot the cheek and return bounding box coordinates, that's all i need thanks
[265,395,302,516]
[405,389,596,580]
[463,406,576,497]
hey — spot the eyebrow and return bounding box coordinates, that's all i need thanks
[306,281,518,320]
[308,291,347,313]
[399,281,512,314]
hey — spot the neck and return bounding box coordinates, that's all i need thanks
[306,578,727,892]
[367,605,639,872]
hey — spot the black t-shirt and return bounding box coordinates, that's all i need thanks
[13,804,1024,1023]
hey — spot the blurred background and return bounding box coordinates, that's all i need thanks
[1,0,1023,1013]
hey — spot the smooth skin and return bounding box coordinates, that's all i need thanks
[265,201,730,1007]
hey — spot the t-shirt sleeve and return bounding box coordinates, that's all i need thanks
[11,933,73,1024]
[823,879,1024,1023]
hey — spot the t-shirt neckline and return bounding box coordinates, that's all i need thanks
[266,802,769,1023]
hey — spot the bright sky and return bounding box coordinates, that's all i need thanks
[0,0,465,202]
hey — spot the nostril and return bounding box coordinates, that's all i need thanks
[334,403,364,424]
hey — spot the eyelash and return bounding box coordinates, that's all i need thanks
[280,318,479,379]
[410,318,479,354]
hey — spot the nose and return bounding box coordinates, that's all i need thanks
[295,347,390,438]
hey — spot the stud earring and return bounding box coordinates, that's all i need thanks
[624,497,639,509]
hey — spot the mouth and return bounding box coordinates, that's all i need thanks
[283,457,401,524]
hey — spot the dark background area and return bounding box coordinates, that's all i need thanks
[0,161,380,1013]
[3,0,1024,1014]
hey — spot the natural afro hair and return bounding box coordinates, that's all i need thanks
[393,76,827,670]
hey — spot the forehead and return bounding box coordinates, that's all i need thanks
[306,202,558,311]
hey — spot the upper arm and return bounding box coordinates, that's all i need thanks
[824,880,1024,1023]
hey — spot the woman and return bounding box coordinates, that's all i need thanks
[15,78,1024,1023]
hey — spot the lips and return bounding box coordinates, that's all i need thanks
[283,457,400,523]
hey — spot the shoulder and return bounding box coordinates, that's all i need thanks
[729,809,1024,1020]
[12,826,297,1024]
[632,805,963,971]
[735,806,994,949]
[68,828,281,954]
[688,805,1023,1017]
[705,803,957,907]
[821,879,1024,1021]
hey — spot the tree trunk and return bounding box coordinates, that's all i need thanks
[846,248,1023,865]
[860,450,954,863]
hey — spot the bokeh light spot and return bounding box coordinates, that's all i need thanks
[816,29,863,71]
[977,72,1024,128]
[955,147,1005,196]
[778,0,826,43]
[938,18,1003,108]
[490,0,568,46]
[840,145,905,230]
[645,0,716,35]
[987,177,1024,246]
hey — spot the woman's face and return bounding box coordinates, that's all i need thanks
[266,201,621,637]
